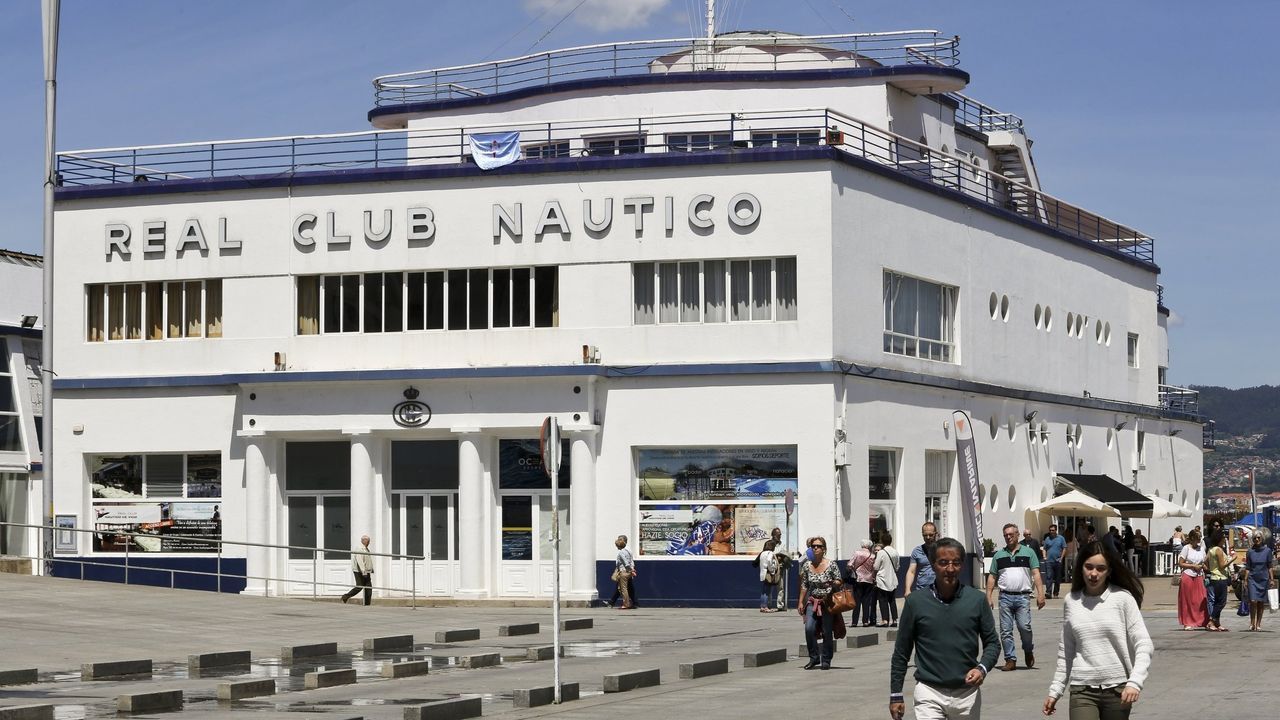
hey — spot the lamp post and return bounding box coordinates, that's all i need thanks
[40,0,60,572]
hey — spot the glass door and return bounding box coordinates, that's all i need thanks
[499,492,569,597]
[285,495,351,596]
[391,492,457,595]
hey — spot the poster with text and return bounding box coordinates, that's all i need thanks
[91,502,222,553]
[637,447,798,501]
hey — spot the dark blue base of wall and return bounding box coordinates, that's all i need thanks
[49,557,247,593]
[596,560,804,608]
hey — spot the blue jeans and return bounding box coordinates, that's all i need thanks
[1042,560,1062,597]
[803,603,835,666]
[998,593,1034,661]
[1207,578,1229,625]
[760,581,779,609]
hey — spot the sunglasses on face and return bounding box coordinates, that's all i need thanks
[811,545,825,549]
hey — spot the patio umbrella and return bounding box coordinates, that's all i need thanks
[1127,494,1192,520]
[1026,490,1121,516]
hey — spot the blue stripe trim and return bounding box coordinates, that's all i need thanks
[52,359,1197,422]
[368,67,971,122]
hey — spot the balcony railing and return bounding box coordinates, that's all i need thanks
[1202,420,1216,450]
[371,31,959,106]
[949,92,1024,133]
[1159,384,1199,414]
[56,107,1155,264]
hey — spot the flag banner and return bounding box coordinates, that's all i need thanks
[952,410,984,586]
[469,131,521,170]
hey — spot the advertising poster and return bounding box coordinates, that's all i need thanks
[638,506,693,556]
[639,504,743,556]
[498,439,571,489]
[637,447,797,501]
[91,502,222,553]
[733,504,790,556]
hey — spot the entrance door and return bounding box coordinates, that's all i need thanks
[284,495,352,596]
[390,492,457,596]
[499,493,569,597]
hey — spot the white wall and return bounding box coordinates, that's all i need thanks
[0,260,42,329]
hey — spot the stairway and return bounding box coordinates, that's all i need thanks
[988,129,1043,221]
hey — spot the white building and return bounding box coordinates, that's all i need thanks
[1,249,44,562]
[48,29,1205,604]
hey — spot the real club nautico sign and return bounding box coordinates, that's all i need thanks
[100,192,761,259]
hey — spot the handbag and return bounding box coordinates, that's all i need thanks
[832,609,847,640]
[611,567,623,582]
[827,586,858,615]
[1268,587,1279,613]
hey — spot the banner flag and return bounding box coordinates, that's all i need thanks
[952,410,984,587]
[469,131,521,170]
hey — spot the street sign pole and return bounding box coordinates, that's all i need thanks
[784,488,794,608]
[540,417,563,703]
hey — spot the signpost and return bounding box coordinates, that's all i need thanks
[539,417,563,703]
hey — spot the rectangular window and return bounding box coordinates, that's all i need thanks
[883,270,957,363]
[776,257,797,321]
[751,130,822,147]
[0,345,20,452]
[406,272,425,330]
[88,280,223,342]
[533,266,558,328]
[88,452,223,554]
[730,260,751,321]
[1135,430,1147,469]
[679,261,700,322]
[633,258,794,325]
[658,262,679,323]
[667,133,731,152]
[869,448,899,539]
[1127,333,1139,369]
[425,271,445,330]
[924,450,954,535]
[447,269,467,330]
[586,136,644,156]
[492,268,511,328]
[633,263,655,325]
[341,275,360,332]
[703,260,726,323]
[525,141,570,159]
[322,276,342,333]
[751,259,772,320]
[298,276,320,335]
[512,267,532,327]
[468,268,489,329]
[363,273,383,333]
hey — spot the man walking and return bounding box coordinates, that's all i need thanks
[904,521,939,597]
[1040,524,1066,598]
[890,538,998,720]
[341,534,375,606]
[985,523,1044,671]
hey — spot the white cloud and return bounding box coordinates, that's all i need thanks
[523,0,672,32]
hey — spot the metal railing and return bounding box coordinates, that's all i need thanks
[371,31,959,106]
[56,107,1155,263]
[1202,419,1216,450]
[1158,384,1200,414]
[949,92,1024,133]
[0,520,426,606]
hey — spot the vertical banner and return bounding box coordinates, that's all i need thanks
[952,411,983,587]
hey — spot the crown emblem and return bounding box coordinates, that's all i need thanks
[403,387,420,400]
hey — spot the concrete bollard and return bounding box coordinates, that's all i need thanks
[305,668,358,689]
[498,622,540,636]
[382,660,430,678]
[0,706,54,720]
[281,642,339,662]
[188,650,251,671]
[402,697,482,720]
[846,633,880,648]
[117,690,183,714]
[514,682,580,708]
[364,635,414,652]
[679,658,729,679]
[525,645,564,661]
[82,659,152,680]
[434,628,480,643]
[603,668,660,692]
[743,648,788,667]
[217,679,276,701]
[560,617,592,631]
[0,668,39,686]
[457,652,501,669]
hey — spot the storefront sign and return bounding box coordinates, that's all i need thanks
[91,501,222,553]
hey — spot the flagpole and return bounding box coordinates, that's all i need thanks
[40,0,60,573]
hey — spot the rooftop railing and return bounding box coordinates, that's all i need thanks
[371,31,959,106]
[1159,384,1199,414]
[949,92,1025,133]
[56,107,1154,264]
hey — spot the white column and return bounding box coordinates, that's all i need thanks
[567,428,599,601]
[346,431,376,594]
[454,430,488,598]
[242,433,270,596]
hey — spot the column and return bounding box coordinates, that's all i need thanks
[566,428,599,601]
[454,429,488,598]
[242,432,270,596]
[346,431,376,594]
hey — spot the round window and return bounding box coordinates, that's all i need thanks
[989,484,999,511]
[989,292,999,319]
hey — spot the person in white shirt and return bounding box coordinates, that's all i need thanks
[341,534,375,605]
[1043,540,1152,719]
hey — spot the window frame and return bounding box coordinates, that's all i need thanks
[882,269,958,363]
[632,256,797,326]
[1127,333,1140,369]
[86,279,222,343]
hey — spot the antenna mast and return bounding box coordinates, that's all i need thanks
[706,0,715,39]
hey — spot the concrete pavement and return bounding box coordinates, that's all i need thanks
[0,573,1270,719]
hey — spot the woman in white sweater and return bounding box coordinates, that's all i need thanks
[1043,540,1152,719]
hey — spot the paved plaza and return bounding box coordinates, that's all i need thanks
[0,574,1269,719]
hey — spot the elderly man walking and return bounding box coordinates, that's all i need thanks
[985,523,1044,671]
[341,534,375,606]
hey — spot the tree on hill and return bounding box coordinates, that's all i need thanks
[1193,385,1280,438]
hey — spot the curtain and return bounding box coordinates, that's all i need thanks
[702,260,725,323]
[108,285,124,340]
[167,282,184,338]
[185,281,203,337]
[633,263,654,324]
[679,262,700,322]
[658,262,679,323]
[205,279,223,338]
[730,260,750,321]
[775,257,797,321]
[125,284,143,340]
[751,259,772,320]
[146,282,164,340]
[297,277,319,335]
[86,285,105,342]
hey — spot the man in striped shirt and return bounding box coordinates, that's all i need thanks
[986,522,1046,672]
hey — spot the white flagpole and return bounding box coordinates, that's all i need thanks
[40,0,60,573]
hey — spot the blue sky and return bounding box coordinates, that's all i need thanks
[2,1,1276,388]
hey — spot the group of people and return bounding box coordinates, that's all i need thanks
[788,521,1153,719]
[1175,524,1276,632]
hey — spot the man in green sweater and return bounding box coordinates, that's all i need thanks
[889,538,999,720]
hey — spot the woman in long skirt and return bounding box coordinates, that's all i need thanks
[1176,529,1208,630]
[1243,531,1276,631]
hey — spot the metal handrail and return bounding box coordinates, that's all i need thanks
[1158,384,1200,414]
[55,107,1154,264]
[949,92,1025,133]
[370,31,959,105]
[0,520,425,607]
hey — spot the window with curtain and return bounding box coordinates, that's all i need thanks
[679,261,700,322]
[776,257,797,321]
[658,262,679,323]
[87,280,224,342]
[297,277,319,335]
[883,270,957,363]
[633,263,655,324]
[703,260,726,322]
[86,285,105,342]
[634,257,796,325]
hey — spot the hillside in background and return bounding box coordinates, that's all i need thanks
[1195,385,1280,495]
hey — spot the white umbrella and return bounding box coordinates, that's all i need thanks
[1134,494,1192,519]
[1026,490,1121,517]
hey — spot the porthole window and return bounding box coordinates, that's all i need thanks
[1044,307,1053,332]
[989,484,1000,511]
[1095,319,1104,343]
[1039,487,1049,503]
[1075,314,1085,338]
[1008,415,1017,441]
[1106,428,1114,449]
[990,292,1000,319]
[978,484,986,506]
[1074,424,1084,448]
[990,414,1000,440]
[1104,322,1112,346]
[1007,485,1017,511]
[1066,312,1075,334]
[1034,304,1043,328]
[1194,490,1200,510]
[1029,424,1039,444]
[1181,490,1188,509]
[1000,294,1010,322]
